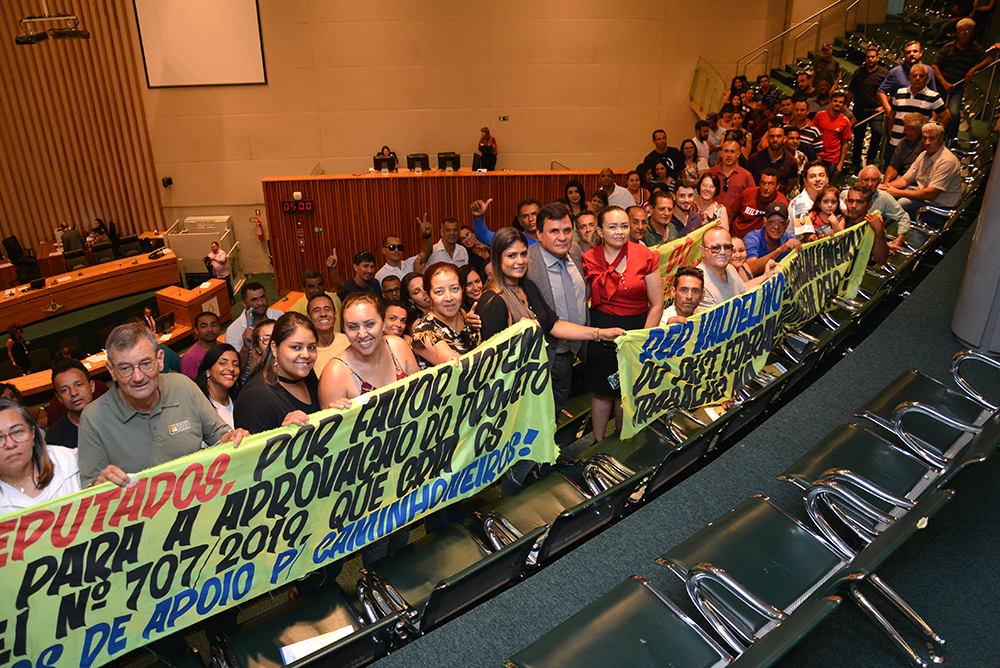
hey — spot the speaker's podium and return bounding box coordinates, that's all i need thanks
[156,278,232,328]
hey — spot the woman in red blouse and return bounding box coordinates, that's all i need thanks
[582,206,664,441]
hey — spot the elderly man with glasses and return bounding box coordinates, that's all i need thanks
[78,323,249,488]
[696,226,779,312]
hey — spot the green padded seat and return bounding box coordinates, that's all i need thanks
[855,369,993,465]
[575,426,677,474]
[478,472,590,548]
[218,585,362,668]
[360,523,488,615]
[503,577,841,668]
[659,496,847,642]
[478,469,649,565]
[658,493,955,666]
[781,422,933,501]
[502,576,732,668]
[357,523,544,633]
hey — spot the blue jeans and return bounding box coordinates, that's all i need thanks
[943,83,964,140]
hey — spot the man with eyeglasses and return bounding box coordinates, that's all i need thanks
[374,215,434,283]
[78,323,249,488]
[744,202,803,277]
[697,227,771,311]
[707,140,755,213]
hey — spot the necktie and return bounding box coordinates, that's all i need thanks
[560,259,582,354]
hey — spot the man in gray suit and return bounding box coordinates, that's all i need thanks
[527,202,589,414]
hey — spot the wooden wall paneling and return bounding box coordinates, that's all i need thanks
[0,1,162,254]
[263,171,615,294]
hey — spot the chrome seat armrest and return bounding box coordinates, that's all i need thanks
[891,401,982,470]
[951,350,1000,410]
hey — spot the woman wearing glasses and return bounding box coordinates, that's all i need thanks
[694,173,729,231]
[0,399,80,514]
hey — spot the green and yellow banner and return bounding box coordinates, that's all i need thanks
[649,223,712,291]
[0,321,556,668]
[618,223,874,438]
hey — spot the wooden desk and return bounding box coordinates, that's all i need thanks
[263,169,610,293]
[155,279,232,328]
[0,250,180,327]
[8,325,193,398]
[0,260,16,290]
[38,241,95,276]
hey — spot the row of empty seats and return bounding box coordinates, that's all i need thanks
[505,350,999,667]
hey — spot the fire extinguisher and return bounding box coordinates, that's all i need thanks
[250,217,264,240]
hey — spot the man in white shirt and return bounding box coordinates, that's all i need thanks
[207,241,233,305]
[693,121,712,164]
[880,121,963,217]
[600,167,635,209]
[374,215,434,282]
[426,217,469,267]
[225,281,283,354]
[659,266,704,326]
[787,161,829,236]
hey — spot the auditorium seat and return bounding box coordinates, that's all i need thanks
[853,367,995,469]
[213,582,369,668]
[96,326,114,350]
[357,523,543,636]
[502,575,841,668]
[58,336,83,352]
[63,248,88,270]
[119,234,142,257]
[92,242,115,263]
[27,348,51,374]
[476,469,648,566]
[3,235,42,284]
[0,361,19,380]
[657,493,952,666]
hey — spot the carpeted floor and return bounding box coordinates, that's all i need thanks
[370,222,999,667]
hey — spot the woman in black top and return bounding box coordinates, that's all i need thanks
[6,324,29,375]
[234,312,320,434]
[476,228,625,343]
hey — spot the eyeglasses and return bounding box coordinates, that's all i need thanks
[0,425,33,445]
[114,359,157,377]
[723,176,730,193]
[259,334,272,344]
[386,244,404,252]
[703,243,734,253]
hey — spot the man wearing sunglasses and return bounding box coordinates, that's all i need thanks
[374,214,434,282]
[697,227,748,311]
[78,323,249,488]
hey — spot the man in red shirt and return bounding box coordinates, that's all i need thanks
[812,91,852,178]
[728,169,789,238]
[707,139,756,213]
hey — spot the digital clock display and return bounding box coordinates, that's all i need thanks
[281,200,314,212]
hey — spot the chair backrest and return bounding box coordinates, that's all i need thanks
[96,326,114,349]
[301,611,402,668]
[0,361,18,381]
[537,468,651,565]
[420,526,546,634]
[92,242,115,263]
[28,348,52,374]
[58,337,83,352]
[217,582,363,668]
[120,234,142,257]
[2,236,23,260]
[64,249,88,269]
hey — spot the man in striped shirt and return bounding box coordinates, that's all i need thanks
[788,99,823,157]
[887,63,948,163]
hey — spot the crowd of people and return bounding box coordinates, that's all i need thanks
[6,34,985,535]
